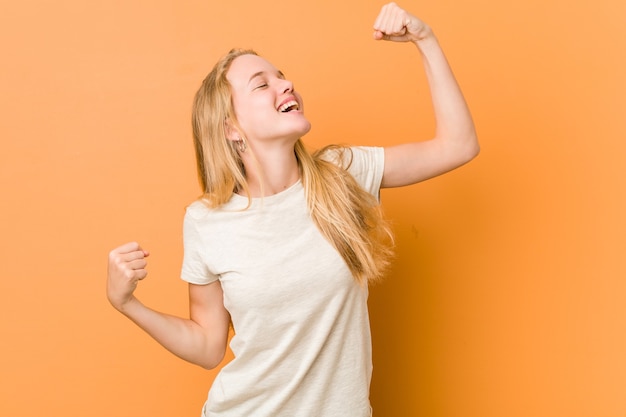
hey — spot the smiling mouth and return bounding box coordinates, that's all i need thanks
[278,100,300,113]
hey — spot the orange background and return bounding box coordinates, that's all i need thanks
[1,0,625,416]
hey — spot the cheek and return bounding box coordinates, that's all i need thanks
[234,105,266,137]
[232,100,253,127]
[239,100,271,124]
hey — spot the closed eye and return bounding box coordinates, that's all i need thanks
[254,83,268,90]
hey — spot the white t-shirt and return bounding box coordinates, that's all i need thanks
[181,146,385,417]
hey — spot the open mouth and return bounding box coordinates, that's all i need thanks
[278,100,300,113]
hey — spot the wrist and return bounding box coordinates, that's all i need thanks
[410,24,436,43]
[114,295,142,316]
[412,33,440,54]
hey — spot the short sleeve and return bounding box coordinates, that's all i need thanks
[180,204,219,285]
[345,146,385,198]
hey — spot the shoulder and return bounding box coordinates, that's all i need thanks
[317,145,385,197]
[185,199,213,221]
[317,145,384,171]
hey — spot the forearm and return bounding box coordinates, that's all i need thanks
[117,297,226,369]
[413,35,479,155]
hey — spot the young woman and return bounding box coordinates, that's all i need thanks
[107,3,479,416]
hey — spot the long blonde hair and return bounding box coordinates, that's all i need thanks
[191,49,393,285]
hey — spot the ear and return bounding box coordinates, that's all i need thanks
[224,119,240,142]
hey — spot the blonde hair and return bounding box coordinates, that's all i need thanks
[191,49,393,285]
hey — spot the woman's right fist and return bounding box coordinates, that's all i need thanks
[107,242,150,312]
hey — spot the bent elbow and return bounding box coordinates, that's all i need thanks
[198,347,227,370]
[469,139,480,161]
[200,361,220,371]
[462,133,480,163]
[199,357,221,371]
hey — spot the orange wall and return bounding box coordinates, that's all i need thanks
[1,0,625,416]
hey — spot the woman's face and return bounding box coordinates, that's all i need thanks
[226,54,311,146]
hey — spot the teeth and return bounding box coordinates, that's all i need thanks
[278,100,299,112]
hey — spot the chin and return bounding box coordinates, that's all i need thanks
[299,121,312,137]
[282,120,311,140]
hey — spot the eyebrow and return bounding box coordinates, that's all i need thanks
[248,70,286,85]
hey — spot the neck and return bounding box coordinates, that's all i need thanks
[240,142,300,197]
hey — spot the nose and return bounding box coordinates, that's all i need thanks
[279,78,294,93]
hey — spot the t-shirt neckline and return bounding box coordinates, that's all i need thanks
[230,179,303,207]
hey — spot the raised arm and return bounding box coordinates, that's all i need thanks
[373,2,479,188]
[107,242,230,370]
